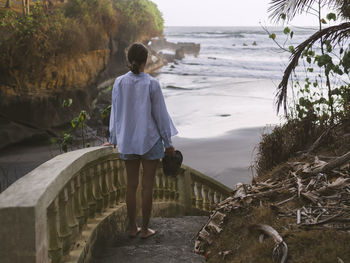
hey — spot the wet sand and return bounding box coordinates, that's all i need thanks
[0,126,267,192]
[173,126,267,188]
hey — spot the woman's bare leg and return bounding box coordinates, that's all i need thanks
[141,159,159,238]
[125,159,141,236]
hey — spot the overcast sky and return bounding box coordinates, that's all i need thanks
[151,0,333,27]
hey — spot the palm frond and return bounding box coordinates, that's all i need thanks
[276,22,350,114]
[338,0,350,19]
[268,0,340,22]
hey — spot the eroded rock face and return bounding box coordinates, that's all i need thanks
[0,50,110,148]
[0,35,198,149]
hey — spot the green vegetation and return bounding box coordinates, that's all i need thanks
[0,0,163,87]
[257,1,350,174]
[115,0,164,41]
[59,98,91,152]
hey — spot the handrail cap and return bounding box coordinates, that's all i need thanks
[0,146,118,209]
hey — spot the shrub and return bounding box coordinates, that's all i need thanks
[256,115,320,175]
[0,0,164,88]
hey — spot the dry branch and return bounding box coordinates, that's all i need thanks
[251,224,288,263]
[312,151,350,174]
[307,126,334,155]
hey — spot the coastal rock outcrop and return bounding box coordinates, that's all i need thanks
[149,37,201,62]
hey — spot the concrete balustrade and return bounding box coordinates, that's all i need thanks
[0,146,232,263]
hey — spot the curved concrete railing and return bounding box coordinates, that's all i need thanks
[0,146,232,263]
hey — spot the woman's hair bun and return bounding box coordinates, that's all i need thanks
[127,43,148,74]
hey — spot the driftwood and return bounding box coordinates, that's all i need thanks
[312,151,350,174]
[195,149,350,260]
[252,224,288,263]
[300,212,343,226]
[307,126,334,155]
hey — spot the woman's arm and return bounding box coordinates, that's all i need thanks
[150,79,178,150]
[108,79,119,146]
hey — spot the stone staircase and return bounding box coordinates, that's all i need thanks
[90,216,207,263]
[0,147,231,263]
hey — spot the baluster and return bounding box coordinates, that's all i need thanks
[215,191,221,205]
[158,170,164,200]
[220,194,224,203]
[195,182,203,210]
[113,159,120,204]
[209,189,215,210]
[73,175,85,232]
[164,175,170,200]
[153,172,159,201]
[79,171,89,223]
[86,167,96,218]
[47,198,62,263]
[100,162,110,211]
[93,165,104,214]
[191,178,196,207]
[169,177,175,200]
[174,176,179,201]
[58,188,72,255]
[119,160,127,202]
[202,185,210,211]
[107,160,117,208]
[66,182,79,241]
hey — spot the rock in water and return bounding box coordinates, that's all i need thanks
[175,48,185,60]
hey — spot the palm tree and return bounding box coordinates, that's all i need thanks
[269,0,350,114]
[269,0,350,22]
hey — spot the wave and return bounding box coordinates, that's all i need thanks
[165,85,198,90]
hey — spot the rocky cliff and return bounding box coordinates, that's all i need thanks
[0,34,166,149]
[0,36,186,149]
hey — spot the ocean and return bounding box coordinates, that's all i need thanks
[154,26,319,138]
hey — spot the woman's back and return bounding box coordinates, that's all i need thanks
[109,71,177,155]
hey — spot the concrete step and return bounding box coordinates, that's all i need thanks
[90,216,208,263]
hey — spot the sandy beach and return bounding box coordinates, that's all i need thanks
[173,126,266,188]
[0,126,267,192]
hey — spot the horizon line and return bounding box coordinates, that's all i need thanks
[164,25,318,28]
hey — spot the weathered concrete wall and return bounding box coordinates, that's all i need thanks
[0,146,231,263]
[0,146,118,263]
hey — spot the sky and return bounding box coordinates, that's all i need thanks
[151,0,333,27]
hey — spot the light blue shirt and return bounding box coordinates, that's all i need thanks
[109,71,178,154]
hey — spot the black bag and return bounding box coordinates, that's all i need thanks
[162,150,183,177]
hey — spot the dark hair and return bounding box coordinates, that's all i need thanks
[127,43,148,74]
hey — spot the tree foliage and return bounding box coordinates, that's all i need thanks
[115,0,164,41]
[266,0,350,124]
[0,0,164,87]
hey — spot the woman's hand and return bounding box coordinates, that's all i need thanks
[103,142,116,148]
[165,146,175,156]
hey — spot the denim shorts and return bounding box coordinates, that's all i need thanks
[120,139,164,160]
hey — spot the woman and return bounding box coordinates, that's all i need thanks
[105,43,178,238]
